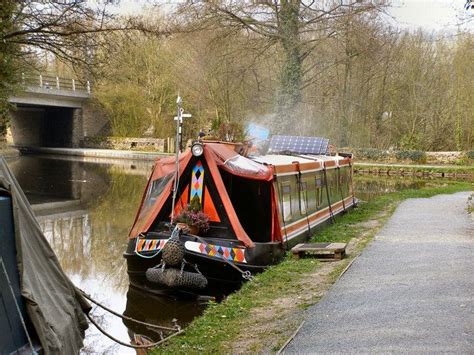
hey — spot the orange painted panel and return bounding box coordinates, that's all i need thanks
[203,186,221,222]
[173,185,189,217]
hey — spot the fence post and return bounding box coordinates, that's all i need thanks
[87,81,91,94]
[72,79,75,91]
[39,74,43,88]
[56,77,60,90]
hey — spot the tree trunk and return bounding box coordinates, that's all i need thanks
[275,0,302,134]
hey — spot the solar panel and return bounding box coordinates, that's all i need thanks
[269,135,329,155]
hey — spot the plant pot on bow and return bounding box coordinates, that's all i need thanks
[173,206,210,235]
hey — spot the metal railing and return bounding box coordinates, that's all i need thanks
[21,73,91,95]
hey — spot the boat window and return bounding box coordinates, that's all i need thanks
[299,180,308,215]
[315,176,323,208]
[339,167,349,197]
[281,182,292,222]
[144,173,173,208]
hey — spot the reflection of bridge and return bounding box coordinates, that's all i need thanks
[7,73,103,148]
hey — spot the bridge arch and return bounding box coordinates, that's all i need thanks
[8,74,91,148]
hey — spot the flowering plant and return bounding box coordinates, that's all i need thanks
[174,208,210,232]
[174,195,210,232]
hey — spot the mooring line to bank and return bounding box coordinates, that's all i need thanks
[276,320,305,354]
[80,290,179,332]
[86,312,184,349]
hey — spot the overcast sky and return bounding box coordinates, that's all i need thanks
[105,0,473,33]
[388,0,472,32]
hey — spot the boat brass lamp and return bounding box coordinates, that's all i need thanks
[191,142,204,157]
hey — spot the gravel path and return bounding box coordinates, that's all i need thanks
[286,191,474,353]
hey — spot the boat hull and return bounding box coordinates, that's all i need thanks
[124,233,285,294]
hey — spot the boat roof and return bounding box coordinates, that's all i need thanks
[252,154,346,166]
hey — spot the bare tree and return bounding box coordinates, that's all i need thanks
[177,0,385,133]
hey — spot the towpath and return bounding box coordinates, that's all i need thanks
[286,191,473,353]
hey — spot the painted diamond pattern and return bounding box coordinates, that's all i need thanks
[190,161,204,205]
[137,239,168,252]
[186,241,247,263]
[223,248,230,259]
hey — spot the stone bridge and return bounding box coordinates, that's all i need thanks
[7,74,105,148]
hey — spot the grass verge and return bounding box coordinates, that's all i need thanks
[153,181,472,354]
[354,163,474,175]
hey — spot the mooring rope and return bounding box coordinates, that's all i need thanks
[192,234,254,281]
[80,290,178,332]
[323,167,335,223]
[337,166,347,213]
[296,169,311,238]
[349,161,356,206]
[274,175,289,249]
[86,312,184,349]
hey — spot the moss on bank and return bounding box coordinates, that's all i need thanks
[153,181,472,354]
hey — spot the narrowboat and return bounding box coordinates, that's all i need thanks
[124,134,356,294]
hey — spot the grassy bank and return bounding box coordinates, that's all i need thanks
[154,181,472,354]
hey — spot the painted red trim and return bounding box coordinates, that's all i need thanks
[129,151,193,238]
[324,160,337,168]
[204,148,255,248]
[280,196,354,234]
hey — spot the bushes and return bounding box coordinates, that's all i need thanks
[466,151,474,160]
[354,148,389,161]
[395,150,427,163]
[353,148,427,163]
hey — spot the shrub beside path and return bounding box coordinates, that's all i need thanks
[286,191,474,353]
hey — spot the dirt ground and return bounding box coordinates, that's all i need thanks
[224,216,387,353]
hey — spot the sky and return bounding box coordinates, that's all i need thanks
[100,0,473,33]
[388,0,472,32]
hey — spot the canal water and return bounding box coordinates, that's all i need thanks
[5,154,438,354]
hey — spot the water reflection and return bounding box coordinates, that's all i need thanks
[354,176,427,202]
[123,286,207,340]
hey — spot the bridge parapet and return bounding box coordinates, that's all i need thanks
[21,73,91,97]
[9,73,91,108]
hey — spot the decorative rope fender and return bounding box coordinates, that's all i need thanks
[161,237,185,267]
[146,268,208,289]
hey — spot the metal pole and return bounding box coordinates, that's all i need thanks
[56,76,60,90]
[72,79,75,91]
[178,109,184,152]
[39,74,43,88]
[170,96,182,222]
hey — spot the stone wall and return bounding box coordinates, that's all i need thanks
[425,152,465,165]
[82,101,110,138]
[83,136,174,153]
[8,108,45,146]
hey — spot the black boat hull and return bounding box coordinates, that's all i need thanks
[124,233,287,293]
